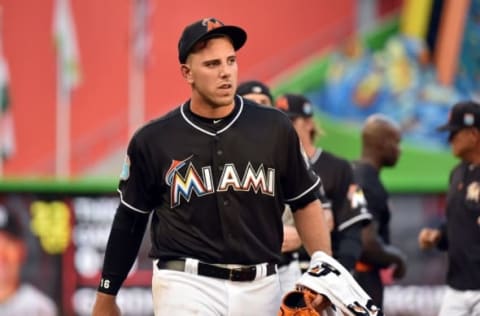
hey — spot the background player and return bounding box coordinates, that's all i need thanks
[351,114,407,308]
[275,93,372,272]
[92,17,332,316]
[418,100,480,316]
[0,203,57,315]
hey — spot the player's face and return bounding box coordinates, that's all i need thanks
[0,232,26,288]
[382,127,401,167]
[450,127,479,159]
[242,93,272,107]
[292,116,317,146]
[183,37,238,111]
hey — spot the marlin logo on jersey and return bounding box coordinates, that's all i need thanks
[165,157,275,208]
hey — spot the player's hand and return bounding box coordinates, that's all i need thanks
[392,254,407,279]
[92,292,121,316]
[311,293,331,312]
[418,228,441,250]
[282,225,302,252]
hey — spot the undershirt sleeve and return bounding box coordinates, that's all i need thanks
[97,204,150,295]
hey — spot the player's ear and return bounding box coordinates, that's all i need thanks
[180,64,193,83]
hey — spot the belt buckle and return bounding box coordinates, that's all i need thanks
[229,266,254,281]
[229,267,241,281]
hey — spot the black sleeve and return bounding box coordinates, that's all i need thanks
[334,223,363,271]
[98,204,150,295]
[436,222,448,250]
[283,126,321,211]
[118,135,158,213]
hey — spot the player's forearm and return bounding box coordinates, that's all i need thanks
[98,204,149,295]
[360,241,404,268]
[293,199,332,256]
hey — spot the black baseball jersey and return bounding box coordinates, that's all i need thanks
[310,149,371,232]
[118,96,321,265]
[351,160,390,244]
[440,161,480,290]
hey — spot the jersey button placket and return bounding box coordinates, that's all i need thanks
[213,135,235,250]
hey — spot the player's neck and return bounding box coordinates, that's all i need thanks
[302,142,317,159]
[359,154,380,171]
[189,94,235,119]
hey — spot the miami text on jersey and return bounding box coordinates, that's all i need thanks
[166,158,275,208]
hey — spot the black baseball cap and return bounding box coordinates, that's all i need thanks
[178,17,247,64]
[437,100,480,132]
[236,80,273,104]
[0,204,23,239]
[275,93,314,118]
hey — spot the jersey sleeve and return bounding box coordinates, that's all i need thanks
[282,125,320,210]
[117,136,158,213]
[335,164,372,231]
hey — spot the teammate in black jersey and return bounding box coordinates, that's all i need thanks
[419,101,480,316]
[92,18,332,316]
[275,93,372,272]
[351,114,407,309]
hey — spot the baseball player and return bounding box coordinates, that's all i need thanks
[418,101,480,316]
[236,81,334,295]
[351,114,407,308]
[0,203,58,316]
[275,93,372,272]
[92,17,332,316]
[236,80,274,106]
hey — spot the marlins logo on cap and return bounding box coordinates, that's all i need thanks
[437,100,480,132]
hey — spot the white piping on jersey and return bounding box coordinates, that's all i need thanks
[180,96,244,136]
[309,148,323,164]
[117,189,151,214]
[284,176,321,202]
[337,212,373,231]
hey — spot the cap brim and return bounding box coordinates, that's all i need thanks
[205,26,247,51]
[436,123,463,132]
[181,25,247,63]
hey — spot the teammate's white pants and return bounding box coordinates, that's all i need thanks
[438,286,480,316]
[278,259,302,295]
[152,261,282,316]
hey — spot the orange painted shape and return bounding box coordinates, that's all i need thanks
[435,0,470,86]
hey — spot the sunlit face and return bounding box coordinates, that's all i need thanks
[0,232,25,289]
[182,36,238,109]
[450,128,479,159]
[242,93,272,106]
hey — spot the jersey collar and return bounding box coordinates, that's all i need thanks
[180,95,244,136]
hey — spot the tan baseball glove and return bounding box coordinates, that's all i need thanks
[278,289,321,316]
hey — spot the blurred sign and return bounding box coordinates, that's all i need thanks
[0,193,153,316]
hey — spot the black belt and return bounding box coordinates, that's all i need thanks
[156,259,276,282]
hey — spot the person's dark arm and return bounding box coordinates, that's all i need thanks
[359,221,406,277]
[97,204,150,295]
[436,223,448,250]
